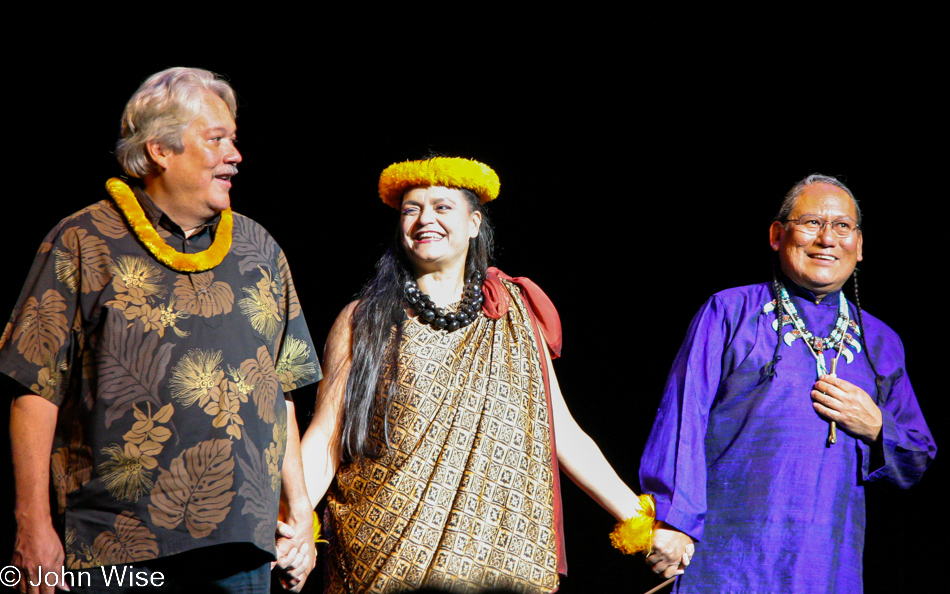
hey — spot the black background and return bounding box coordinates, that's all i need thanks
[1,19,944,593]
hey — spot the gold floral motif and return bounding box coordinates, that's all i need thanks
[53,227,112,294]
[107,255,167,306]
[170,349,225,408]
[97,443,155,502]
[238,266,282,340]
[65,529,78,569]
[226,366,255,402]
[132,299,192,338]
[275,335,317,391]
[54,248,80,293]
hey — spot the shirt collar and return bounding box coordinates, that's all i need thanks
[132,186,221,239]
[778,272,843,307]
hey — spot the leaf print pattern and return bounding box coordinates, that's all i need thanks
[89,512,159,566]
[123,402,174,450]
[238,266,282,341]
[0,318,12,351]
[173,272,234,318]
[277,250,300,321]
[0,197,320,570]
[264,414,287,492]
[206,388,245,440]
[169,349,224,408]
[54,226,112,294]
[236,437,273,550]
[148,438,235,538]
[231,215,279,274]
[11,289,69,366]
[240,346,280,423]
[275,335,317,391]
[97,309,174,427]
[31,352,69,400]
[89,202,129,240]
[51,439,93,514]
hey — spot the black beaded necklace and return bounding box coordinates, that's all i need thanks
[405,271,485,331]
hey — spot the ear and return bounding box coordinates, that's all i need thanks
[469,210,482,239]
[856,230,863,262]
[769,221,785,252]
[146,140,170,171]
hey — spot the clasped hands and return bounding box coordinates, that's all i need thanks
[274,518,315,592]
[646,522,695,579]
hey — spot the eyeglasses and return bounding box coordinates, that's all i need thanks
[785,214,859,238]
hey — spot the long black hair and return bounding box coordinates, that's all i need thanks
[340,188,495,462]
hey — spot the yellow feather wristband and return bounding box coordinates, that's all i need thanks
[313,511,327,544]
[609,493,657,555]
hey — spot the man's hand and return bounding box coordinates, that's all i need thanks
[811,375,882,443]
[645,522,695,579]
[11,520,67,594]
[274,514,315,592]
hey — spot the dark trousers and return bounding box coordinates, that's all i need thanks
[68,543,272,594]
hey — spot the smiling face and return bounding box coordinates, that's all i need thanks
[770,182,863,299]
[400,186,482,274]
[147,92,242,226]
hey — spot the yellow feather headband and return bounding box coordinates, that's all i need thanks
[378,157,501,208]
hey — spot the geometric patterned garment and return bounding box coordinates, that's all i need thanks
[0,188,320,570]
[326,279,559,593]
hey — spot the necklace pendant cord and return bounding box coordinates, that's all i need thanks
[827,353,843,446]
[775,281,851,447]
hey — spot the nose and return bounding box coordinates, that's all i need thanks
[417,204,436,225]
[815,221,838,246]
[225,140,242,164]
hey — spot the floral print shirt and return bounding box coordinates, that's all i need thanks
[0,187,321,569]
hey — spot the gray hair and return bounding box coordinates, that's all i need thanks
[116,67,238,178]
[773,174,862,226]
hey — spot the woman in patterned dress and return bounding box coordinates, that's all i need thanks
[297,158,668,593]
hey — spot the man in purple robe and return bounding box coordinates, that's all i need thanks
[639,174,936,592]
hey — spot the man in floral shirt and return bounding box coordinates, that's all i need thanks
[0,68,321,593]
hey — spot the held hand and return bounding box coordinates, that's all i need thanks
[12,521,66,594]
[645,522,695,579]
[274,515,316,592]
[811,375,883,443]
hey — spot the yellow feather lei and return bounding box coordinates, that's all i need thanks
[106,178,233,273]
[378,157,500,208]
[610,493,657,555]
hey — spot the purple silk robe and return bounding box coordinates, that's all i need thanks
[640,282,935,593]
